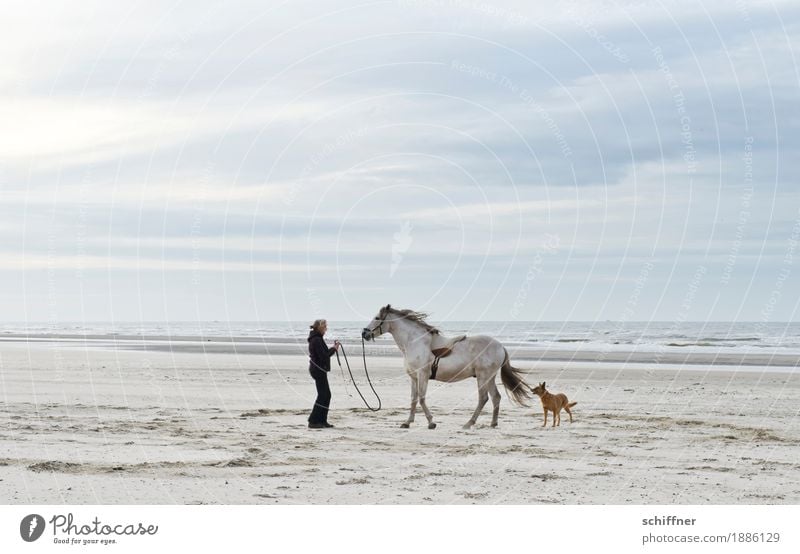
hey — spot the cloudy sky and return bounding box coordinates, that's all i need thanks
[2,0,799,323]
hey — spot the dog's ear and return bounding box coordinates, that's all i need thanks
[542,382,546,388]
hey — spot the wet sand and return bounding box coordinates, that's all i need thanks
[1,338,799,504]
[2,333,798,367]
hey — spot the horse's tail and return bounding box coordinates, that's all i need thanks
[500,349,533,406]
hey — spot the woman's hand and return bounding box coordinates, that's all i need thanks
[334,340,341,350]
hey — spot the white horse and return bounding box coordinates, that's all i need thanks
[361,304,533,429]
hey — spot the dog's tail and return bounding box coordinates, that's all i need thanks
[500,349,533,406]
[567,401,577,408]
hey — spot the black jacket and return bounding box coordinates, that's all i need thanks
[308,330,336,372]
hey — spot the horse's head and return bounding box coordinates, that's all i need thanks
[362,304,392,341]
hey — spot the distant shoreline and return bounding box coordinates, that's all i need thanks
[1,333,797,368]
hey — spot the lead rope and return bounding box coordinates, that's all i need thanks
[334,348,356,400]
[334,338,381,412]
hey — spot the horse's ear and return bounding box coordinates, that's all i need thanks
[385,303,391,310]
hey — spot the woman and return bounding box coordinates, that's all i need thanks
[307,319,340,429]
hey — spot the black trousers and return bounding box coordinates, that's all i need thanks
[308,368,331,424]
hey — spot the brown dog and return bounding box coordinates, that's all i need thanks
[531,382,577,427]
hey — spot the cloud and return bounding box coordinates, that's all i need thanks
[0,95,326,171]
[2,0,799,320]
[0,252,360,273]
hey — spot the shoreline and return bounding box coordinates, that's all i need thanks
[1,333,798,368]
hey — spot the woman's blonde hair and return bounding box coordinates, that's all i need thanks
[309,319,327,331]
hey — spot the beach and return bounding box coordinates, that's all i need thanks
[1,335,799,504]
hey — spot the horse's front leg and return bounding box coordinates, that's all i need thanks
[416,370,436,430]
[400,375,419,429]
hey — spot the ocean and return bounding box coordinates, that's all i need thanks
[2,321,800,357]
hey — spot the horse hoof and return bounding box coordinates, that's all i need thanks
[462,423,473,430]
[400,422,410,429]
[490,422,498,428]
[428,423,437,430]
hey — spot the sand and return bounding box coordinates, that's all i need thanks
[1,337,799,504]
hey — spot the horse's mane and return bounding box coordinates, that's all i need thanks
[386,307,440,335]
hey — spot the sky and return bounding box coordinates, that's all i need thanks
[1,0,799,323]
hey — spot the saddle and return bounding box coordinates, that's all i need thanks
[429,334,466,380]
[430,334,467,358]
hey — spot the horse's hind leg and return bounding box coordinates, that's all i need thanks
[401,376,419,429]
[488,380,501,428]
[464,381,490,430]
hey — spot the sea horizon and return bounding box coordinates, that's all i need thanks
[3,320,799,360]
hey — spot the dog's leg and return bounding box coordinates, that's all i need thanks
[553,408,559,427]
[542,409,548,427]
[565,403,573,423]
